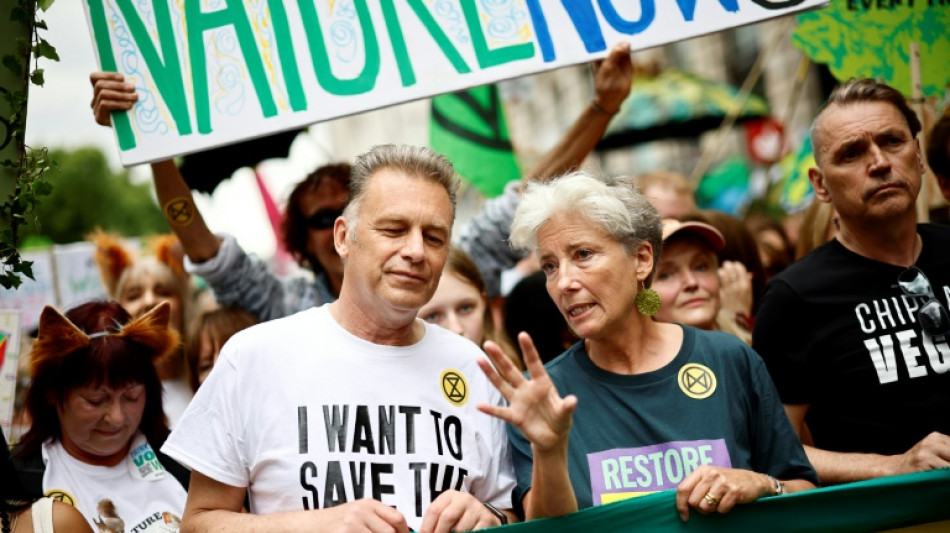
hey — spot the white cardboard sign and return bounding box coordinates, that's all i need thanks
[84,0,826,166]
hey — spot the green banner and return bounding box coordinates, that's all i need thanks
[484,469,950,532]
[429,85,521,198]
[793,0,950,97]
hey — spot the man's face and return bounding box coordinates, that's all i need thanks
[335,169,453,316]
[300,179,349,278]
[809,101,923,223]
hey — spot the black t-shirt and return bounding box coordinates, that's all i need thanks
[753,224,950,455]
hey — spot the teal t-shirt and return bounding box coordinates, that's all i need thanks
[508,326,817,512]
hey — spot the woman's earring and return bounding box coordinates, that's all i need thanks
[635,279,661,317]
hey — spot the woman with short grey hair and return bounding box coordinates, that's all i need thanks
[478,171,816,522]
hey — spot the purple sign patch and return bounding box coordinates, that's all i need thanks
[587,439,731,505]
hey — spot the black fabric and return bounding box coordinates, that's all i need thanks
[753,224,950,455]
[11,440,190,499]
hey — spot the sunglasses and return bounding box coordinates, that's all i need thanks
[305,208,342,230]
[897,266,950,337]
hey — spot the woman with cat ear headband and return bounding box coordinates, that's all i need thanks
[12,301,190,532]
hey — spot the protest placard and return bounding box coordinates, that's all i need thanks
[85,0,827,166]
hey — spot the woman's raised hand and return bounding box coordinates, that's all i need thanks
[477,332,577,452]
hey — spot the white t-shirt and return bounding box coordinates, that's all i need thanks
[161,377,193,428]
[42,434,187,533]
[163,305,515,530]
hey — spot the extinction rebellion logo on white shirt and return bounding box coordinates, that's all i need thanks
[295,370,477,519]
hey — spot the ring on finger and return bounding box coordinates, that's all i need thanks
[703,492,721,507]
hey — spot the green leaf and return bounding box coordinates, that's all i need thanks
[16,260,34,279]
[2,55,23,76]
[36,39,59,61]
[30,68,45,86]
[35,19,48,30]
[38,0,56,12]
[34,181,54,196]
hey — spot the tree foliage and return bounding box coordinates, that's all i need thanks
[23,146,168,243]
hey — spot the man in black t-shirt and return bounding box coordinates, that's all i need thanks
[754,79,950,485]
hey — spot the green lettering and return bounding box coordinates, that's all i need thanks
[619,456,636,488]
[698,445,714,466]
[297,0,380,95]
[634,454,652,486]
[461,0,535,68]
[648,451,665,486]
[681,446,700,475]
[404,0,472,75]
[601,458,620,490]
[269,0,307,111]
[664,449,684,483]
[85,0,136,150]
[185,0,277,134]
[380,1,414,86]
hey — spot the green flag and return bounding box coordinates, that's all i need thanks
[430,84,521,197]
[482,469,950,532]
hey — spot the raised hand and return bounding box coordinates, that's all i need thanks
[477,332,577,453]
[89,71,138,127]
[591,41,634,115]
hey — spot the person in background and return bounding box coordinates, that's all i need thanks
[925,106,950,222]
[682,211,765,337]
[503,271,575,365]
[92,232,194,426]
[13,302,189,532]
[184,307,258,391]
[652,220,737,337]
[793,199,837,261]
[475,171,816,521]
[90,43,636,322]
[754,79,950,484]
[634,170,697,220]
[746,217,794,283]
[418,246,520,368]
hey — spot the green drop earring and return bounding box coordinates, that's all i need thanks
[635,279,661,317]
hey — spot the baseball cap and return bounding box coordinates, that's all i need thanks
[661,219,726,252]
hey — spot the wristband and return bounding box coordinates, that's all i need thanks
[483,502,508,525]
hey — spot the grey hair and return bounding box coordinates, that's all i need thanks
[510,171,664,285]
[344,144,459,228]
[809,78,922,165]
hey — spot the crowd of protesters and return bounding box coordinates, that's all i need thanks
[4,39,950,533]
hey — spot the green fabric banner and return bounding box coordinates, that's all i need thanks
[429,85,521,198]
[484,469,950,532]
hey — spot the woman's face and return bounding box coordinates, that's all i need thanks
[196,329,223,386]
[417,271,486,345]
[57,382,146,466]
[537,212,647,341]
[652,237,721,330]
[120,270,183,333]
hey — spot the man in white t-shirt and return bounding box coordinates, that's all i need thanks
[162,145,516,533]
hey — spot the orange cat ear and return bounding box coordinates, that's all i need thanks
[91,230,134,298]
[152,235,186,280]
[31,306,90,376]
[117,302,180,362]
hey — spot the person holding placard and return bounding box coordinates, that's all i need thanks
[88,42,636,317]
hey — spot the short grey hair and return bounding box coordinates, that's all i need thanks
[344,144,459,227]
[809,78,922,165]
[510,171,664,285]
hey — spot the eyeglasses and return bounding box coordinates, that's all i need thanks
[897,266,950,337]
[305,208,343,230]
